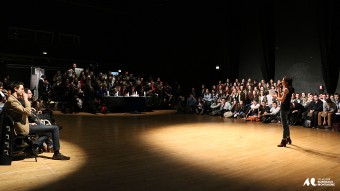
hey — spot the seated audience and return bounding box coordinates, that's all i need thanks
[318,98,336,128]
[214,98,232,117]
[288,101,304,125]
[186,94,197,114]
[261,101,280,123]
[24,88,55,152]
[244,99,260,121]
[195,97,204,115]
[176,96,186,113]
[202,88,213,114]
[232,100,247,118]
[2,81,70,160]
[302,94,323,128]
[258,101,271,122]
[209,100,221,116]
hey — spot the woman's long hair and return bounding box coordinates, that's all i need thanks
[283,76,294,93]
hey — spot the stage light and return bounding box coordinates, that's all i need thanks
[216,66,220,70]
[2,139,86,190]
[42,51,47,55]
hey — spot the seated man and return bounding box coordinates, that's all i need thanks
[2,81,70,160]
[176,96,186,113]
[215,98,232,117]
[16,96,54,153]
[0,82,7,111]
[244,99,260,121]
[258,101,271,122]
[302,94,323,128]
[209,99,221,116]
[23,92,54,153]
[195,97,205,115]
[289,101,304,125]
[334,93,340,124]
[25,88,56,125]
[261,101,280,123]
[318,98,336,128]
[185,94,197,114]
[232,100,247,118]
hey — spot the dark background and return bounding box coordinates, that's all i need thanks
[0,0,339,94]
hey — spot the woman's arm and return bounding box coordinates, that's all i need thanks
[277,88,288,103]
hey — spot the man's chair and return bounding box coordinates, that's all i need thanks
[0,111,14,165]
[0,112,37,165]
[12,135,38,162]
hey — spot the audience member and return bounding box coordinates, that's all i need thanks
[3,81,70,160]
[318,98,336,128]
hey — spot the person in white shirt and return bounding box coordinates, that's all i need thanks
[262,101,281,123]
[244,99,260,119]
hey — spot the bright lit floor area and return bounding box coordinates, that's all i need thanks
[0,110,339,191]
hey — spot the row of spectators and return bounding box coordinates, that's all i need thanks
[1,65,180,114]
[177,78,340,129]
[1,68,340,130]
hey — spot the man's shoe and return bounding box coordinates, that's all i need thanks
[52,153,70,160]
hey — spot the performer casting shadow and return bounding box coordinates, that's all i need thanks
[277,76,294,147]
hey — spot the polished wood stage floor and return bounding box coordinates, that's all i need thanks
[0,110,339,191]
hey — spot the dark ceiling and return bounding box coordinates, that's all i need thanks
[0,0,254,86]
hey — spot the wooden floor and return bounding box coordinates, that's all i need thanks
[0,110,339,191]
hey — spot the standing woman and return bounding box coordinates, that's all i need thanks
[277,76,294,147]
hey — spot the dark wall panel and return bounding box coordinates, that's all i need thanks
[275,0,323,93]
[239,0,340,93]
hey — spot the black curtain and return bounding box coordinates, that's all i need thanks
[258,0,275,82]
[225,0,240,82]
[318,0,340,94]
